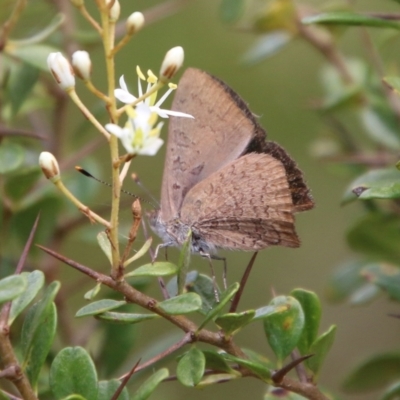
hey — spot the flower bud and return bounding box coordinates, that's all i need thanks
[107,0,120,22]
[47,52,75,90]
[39,152,60,182]
[126,12,144,35]
[159,46,184,81]
[72,50,92,81]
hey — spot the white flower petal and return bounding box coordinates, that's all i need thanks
[105,123,125,138]
[139,138,164,156]
[119,75,128,92]
[115,88,136,104]
[150,107,194,119]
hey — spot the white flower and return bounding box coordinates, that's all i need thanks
[160,46,184,80]
[47,52,75,90]
[126,12,145,35]
[72,50,92,81]
[114,69,194,119]
[39,151,60,181]
[105,103,164,156]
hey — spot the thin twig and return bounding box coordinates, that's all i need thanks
[0,214,40,326]
[119,332,193,379]
[112,359,141,400]
[37,245,331,400]
[229,252,258,313]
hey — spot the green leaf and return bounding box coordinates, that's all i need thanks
[347,212,400,264]
[197,372,240,387]
[262,296,305,364]
[97,380,129,400]
[177,347,205,387]
[242,32,292,65]
[219,0,245,23]
[222,353,271,382]
[349,282,380,305]
[203,350,239,374]
[253,305,276,320]
[97,232,112,264]
[307,325,337,377]
[158,292,202,315]
[50,347,98,400]
[13,14,65,46]
[326,260,370,302]
[343,352,400,392]
[4,167,42,202]
[96,311,159,324]
[9,44,61,71]
[302,11,400,30]
[0,274,27,304]
[362,263,400,301]
[215,310,255,335]
[124,237,153,267]
[342,168,400,204]
[22,302,57,389]
[21,281,60,375]
[76,299,126,317]
[197,282,240,330]
[291,289,321,355]
[359,106,400,150]
[0,142,24,174]
[319,59,367,112]
[84,282,101,300]
[381,381,400,400]
[7,62,39,116]
[187,273,219,314]
[9,270,45,324]
[125,262,178,278]
[166,270,198,298]
[131,368,169,400]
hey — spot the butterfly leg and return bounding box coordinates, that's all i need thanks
[209,254,227,290]
[152,241,174,263]
[200,251,221,303]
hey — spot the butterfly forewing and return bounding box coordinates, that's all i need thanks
[160,68,259,222]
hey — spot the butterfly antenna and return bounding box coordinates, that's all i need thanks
[75,166,156,207]
[131,173,160,207]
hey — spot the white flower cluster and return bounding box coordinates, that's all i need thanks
[46,46,192,156]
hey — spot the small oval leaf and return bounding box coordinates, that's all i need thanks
[97,380,129,400]
[50,347,98,400]
[158,293,202,315]
[0,142,25,174]
[177,347,205,387]
[9,270,45,324]
[291,289,321,354]
[215,310,255,335]
[262,296,305,363]
[76,299,126,317]
[125,262,178,278]
[307,325,337,377]
[0,275,27,304]
[303,11,400,30]
[197,282,240,330]
[131,368,169,400]
[96,311,159,324]
[343,352,400,392]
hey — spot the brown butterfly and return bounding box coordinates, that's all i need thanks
[149,68,314,257]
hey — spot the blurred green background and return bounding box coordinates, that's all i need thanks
[5,0,400,399]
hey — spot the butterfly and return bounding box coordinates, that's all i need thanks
[149,68,314,257]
